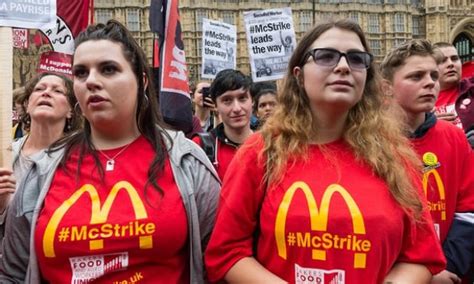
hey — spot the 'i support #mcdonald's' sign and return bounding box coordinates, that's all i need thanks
[43,181,155,258]
[274,181,371,269]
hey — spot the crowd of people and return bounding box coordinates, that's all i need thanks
[0,18,472,284]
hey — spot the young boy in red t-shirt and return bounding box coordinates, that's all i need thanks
[381,39,474,284]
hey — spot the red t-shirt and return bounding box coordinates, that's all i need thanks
[205,134,446,283]
[434,87,463,129]
[192,135,238,180]
[35,136,190,283]
[411,120,474,242]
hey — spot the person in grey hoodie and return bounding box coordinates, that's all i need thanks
[0,71,83,242]
[0,20,220,284]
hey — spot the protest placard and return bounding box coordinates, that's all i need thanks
[201,18,237,79]
[0,0,56,29]
[12,28,29,49]
[38,51,72,77]
[244,7,296,82]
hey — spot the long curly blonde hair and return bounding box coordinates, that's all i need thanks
[259,20,423,219]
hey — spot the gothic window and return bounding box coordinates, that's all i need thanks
[349,12,359,24]
[368,14,380,33]
[299,11,313,33]
[222,11,235,25]
[95,10,112,24]
[369,40,382,56]
[454,33,473,62]
[394,13,405,32]
[412,16,420,36]
[196,10,208,31]
[127,9,140,32]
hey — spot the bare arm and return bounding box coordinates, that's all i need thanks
[225,257,286,284]
[384,262,432,284]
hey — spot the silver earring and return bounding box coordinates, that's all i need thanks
[74,102,83,115]
[66,118,72,131]
[143,94,149,107]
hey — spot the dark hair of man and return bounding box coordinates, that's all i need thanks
[250,81,277,99]
[210,69,252,102]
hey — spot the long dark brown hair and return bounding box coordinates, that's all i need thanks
[50,20,170,194]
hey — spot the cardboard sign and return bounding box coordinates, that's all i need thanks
[201,18,237,79]
[244,8,296,82]
[38,51,72,77]
[0,0,56,29]
[12,28,28,49]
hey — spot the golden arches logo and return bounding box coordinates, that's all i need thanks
[422,169,446,220]
[275,181,367,268]
[43,181,151,258]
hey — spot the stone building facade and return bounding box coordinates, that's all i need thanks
[25,0,474,86]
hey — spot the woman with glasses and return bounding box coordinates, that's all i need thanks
[205,20,445,283]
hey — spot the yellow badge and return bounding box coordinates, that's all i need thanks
[423,152,438,167]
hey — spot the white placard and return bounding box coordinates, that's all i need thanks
[0,0,56,30]
[244,8,296,82]
[201,18,237,79]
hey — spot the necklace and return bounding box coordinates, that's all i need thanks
[96,141,134,171]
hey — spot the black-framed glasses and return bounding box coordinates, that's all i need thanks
[303,48,373,70]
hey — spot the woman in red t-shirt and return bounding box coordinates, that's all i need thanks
[0,20,220,284]
[205,20,446,283]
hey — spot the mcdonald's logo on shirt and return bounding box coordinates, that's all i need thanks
[422,152,446,221]
[43,181,155,258]
[275,181,370,269]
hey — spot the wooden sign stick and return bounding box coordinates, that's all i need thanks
[0,27,13,167]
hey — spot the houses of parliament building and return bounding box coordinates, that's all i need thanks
[13,0,473,87]
[93,0,472,84]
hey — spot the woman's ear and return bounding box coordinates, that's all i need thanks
[381,79,394,97]
[293,66,301,78]
[293,66,303,87]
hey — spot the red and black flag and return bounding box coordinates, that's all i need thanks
[149,0,193,133]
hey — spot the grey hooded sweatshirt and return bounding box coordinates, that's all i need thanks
[0,130,221,284]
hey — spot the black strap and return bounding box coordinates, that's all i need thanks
[195,132,216,164]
